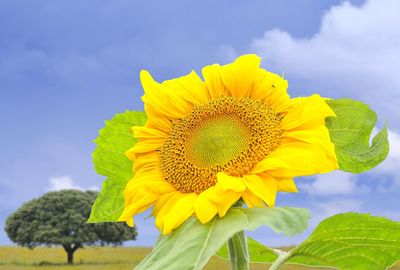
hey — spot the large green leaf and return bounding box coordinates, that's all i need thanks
[88,111,147,222]
[287,213,400,270]
[135,207,310,270]
[217,237,278,263]
[326,98,389,173]
[221,213,400,269]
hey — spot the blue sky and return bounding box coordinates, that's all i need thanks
[1,0,399,247]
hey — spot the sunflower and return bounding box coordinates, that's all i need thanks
[118,54,338,234]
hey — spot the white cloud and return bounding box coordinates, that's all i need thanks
[250,0,400,126]
[300,171,362,196]
[310,198,363,226]
[317,198,363,217]
[47,176,99,192]
[246,0,400,194]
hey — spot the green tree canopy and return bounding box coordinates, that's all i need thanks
[5,190,137,264]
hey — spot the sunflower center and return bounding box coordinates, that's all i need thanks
[160,97,282,193]
[188,115,248,167]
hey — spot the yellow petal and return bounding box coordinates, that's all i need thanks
[251,70,291,112]
[154,192,185,231]
[219,54,263,98]
[118,190,159,224]
[152,192,177,217]
[241,189,265,208]
[160,193,197,234]
[125,126,166,160]
[123,168,175,206]
[194,192,219,224]
[251,156,291,174]
[126,141,163,157]
[140,70,192,119]
[154,192,197,234]
[199,184,242,218]
[282,125,337,163]
[144,104,172,134]
[131,152,160,172]
[281,94,335,130]
[202,64,227,99]
[132,125,167,139]
[252,142,338,178]
[277,178,298,192]
[243,174,277,207]
[163,70,210,105]
[217,172,246,192]
[125,219,134,227]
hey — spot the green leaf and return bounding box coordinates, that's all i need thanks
[88,111,147,223]
[135,206,310,270]
[286,213,400,270]
[326,98,389,173]
[217,237,278,263]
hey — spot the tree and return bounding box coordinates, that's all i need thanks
[5,190,137,264]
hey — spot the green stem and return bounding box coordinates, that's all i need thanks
[228,231,249,270]
[269,249,291,270]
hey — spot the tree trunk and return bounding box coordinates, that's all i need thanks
[63,243,81,265]
[67,249,74,264]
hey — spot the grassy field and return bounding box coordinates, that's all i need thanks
[1,246,399,270]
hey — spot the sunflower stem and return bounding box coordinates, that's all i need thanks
[269,249,291,270]
[228,231,249,270]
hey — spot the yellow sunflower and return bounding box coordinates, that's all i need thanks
[118,54,338,234]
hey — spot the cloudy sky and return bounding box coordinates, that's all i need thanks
[1,0,399,247]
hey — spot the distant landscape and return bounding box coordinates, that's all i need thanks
[1,246,400,270]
